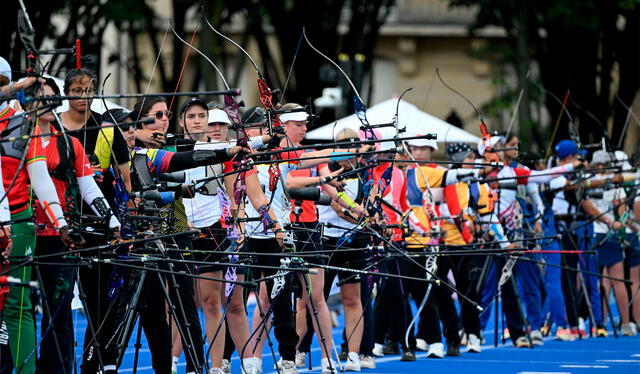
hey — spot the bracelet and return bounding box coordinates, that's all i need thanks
[336,191,356,209]
[586,180,592,188]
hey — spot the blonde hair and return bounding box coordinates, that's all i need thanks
[279,102,302,110]
[335,128,359,142]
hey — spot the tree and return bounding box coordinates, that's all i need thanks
[450,0,640,151]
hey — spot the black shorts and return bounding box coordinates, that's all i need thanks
[193,221,232,274]
[293,221,325,266]
[325,233,370,284]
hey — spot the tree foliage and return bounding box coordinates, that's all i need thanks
[450,0,640,150]
[2,0,392,130]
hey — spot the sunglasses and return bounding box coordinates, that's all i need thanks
[149,110,172,120]
[119,123,134,131]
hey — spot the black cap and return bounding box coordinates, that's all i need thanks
[103,108,131,124]
[241,106,266,124]
[179,97,208,116]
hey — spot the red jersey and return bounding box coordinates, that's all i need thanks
[0,107,47,214]
[34,130,93,235]
[284,149,318,223]
[372,162,409,241]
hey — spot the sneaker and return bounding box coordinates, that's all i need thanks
[321,358,337,373]
[295,352,306,368]
[514,336,531,348]
[446,344,460,357]
[359,355,376,369]
[466,334,481,353]
[209,369,225,374]
[415,338,428,352]
[382,341,400,355]
[222,359,231,374]
[400,350,416,361]
[570,327,581,339]
[595,327,608,338]
[281,360,298,374]
[241,358,258,374]
[555,327,575,341]
[254,357,263,374]
[531,330,544,346]
[621,322,638,336]
[372,343,384,357]
[427,342,445,358]
[344,352,361,371]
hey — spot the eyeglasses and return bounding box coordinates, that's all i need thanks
[186,113,207,120]
[69,87,95,96]
[149,110,172,120]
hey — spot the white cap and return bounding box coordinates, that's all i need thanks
[0,57,11,81]
[279,111,308,123]
[208,108,231,125]
[614,150,633,171]
[477,135,505,156]
[590,150,612,166]
[407,136,438,150]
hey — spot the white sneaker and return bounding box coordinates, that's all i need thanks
[241,358,257,374]
[415,338,429,352]
[372,343,384,357]
[359,354,376,369]
[621,322,638,336]
[343,352,361,371]
[280,360,298,374]
[321,357,338,373]
[253,357,263,374]
[209,368,225,374]
[295,351,306,368]
[427,342,445,358]
[466,334,481,353]
[223,359,231,374]
[531,330,544,346]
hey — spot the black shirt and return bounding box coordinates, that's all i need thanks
[53,111,130,212]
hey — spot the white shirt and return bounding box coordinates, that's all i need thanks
[318,176,360,238]
[245,162,296,239]
[590,174,626,234]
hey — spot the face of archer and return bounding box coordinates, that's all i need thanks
[179,105,208,140]
[504,136,520,160]
[409,145,434,161]
[66,75,94,114]
[461,153,475,169]
[489,141,506,162]
[124,124,136,148]
[37,84,57,123]
[284,120,307,144]
[143,101,170,134]
[207,122,229,142]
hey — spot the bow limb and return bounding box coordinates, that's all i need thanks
[302,28,364,106]
[170,21,230,91]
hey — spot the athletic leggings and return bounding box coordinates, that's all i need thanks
[2,208,37,374]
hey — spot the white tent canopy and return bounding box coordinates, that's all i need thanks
[306,98,480,144]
